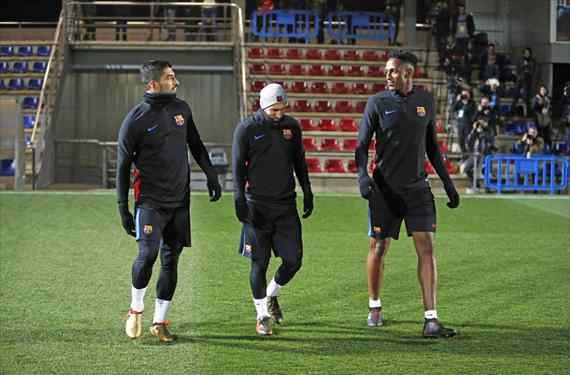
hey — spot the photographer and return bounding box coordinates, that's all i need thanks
[517,125,544,158]
[452,87,476,158]
[532,84,552,148]
[462,109,494,192]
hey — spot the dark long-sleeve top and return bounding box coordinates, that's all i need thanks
[232,110,312,204]
[116,94,216,208]
[355,88,453,192]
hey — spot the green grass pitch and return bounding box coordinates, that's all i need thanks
[1,192,569,374]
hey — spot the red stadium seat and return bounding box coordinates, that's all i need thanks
[290,81,307,93]
[362,50,380,61]
[310,81,328,94]
[319,119,337,131]
[286,48,303,59]
[355,101,367,113]
[306,49,322,60]
[436,119,445,134]
[320,138,341,151]
[424,160,435,175]
[414,67,425,78]
[369,139,376,150]
[347,159,358,173]
[251,99,260,112]
[339,118,358,132]
[445,159,458,174]
[438,140,449,153]
[347,65,364,77]
[372,83,385,92]
[367,65,384,77]
[308,65,325,76]
[266,48,282,59]
[288,64,305,76]
[325,159,346,173]
[331,82,349,94]
[352,83,370,95]
[293,100,312,112]
[314,100,332,113]
[300,118,320,131]
[268,64,285,75]
[343,50,359,61]
[342,139,358,151]
[334,100,354,113]
[248,48,263,59]
[250,80,265,92]
[249,64,266,75]
[380,51,391,61]
[306,157,322,173]
[302,137,319,151]
[324,49,341,60]
[328,65,344,76]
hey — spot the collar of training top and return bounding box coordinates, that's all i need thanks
[144,92,176,108]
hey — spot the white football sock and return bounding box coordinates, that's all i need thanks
[153,298,172,324]
[266,279,282,297]
[253,297,269,320]
[424,309,438,320]
[369,298,382,309]
[130,286,147,312]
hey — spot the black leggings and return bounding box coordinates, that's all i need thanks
[250,247,303,299]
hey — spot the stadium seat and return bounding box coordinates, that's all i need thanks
[328,65,344,76]
[250,80,265,92]
[380,51,391,61]
[249,64,266,75]
[436,119,445,133]
[314,100,332,113]
[268,64,286,75]
[325,159,346,173]
[445,159,458,174]
[320,138,341,151]
[342,139,358,151]
[372,83,385,92]
[22,96,39,109]
[16,46,33,56]
[288,64,305,76]
[306,157,322,173]
[308,65,325,76]
[266,48,282,59]
[416,84,427,91]
[319,119,337,131]
[0,159,15,176]
[290,81,308,93]
[300,118,319,131]
[285,48,302,60]
[8,78,24,90]
[424,159,435,175]
[302,137,318,151]
[32,61,47,73]
[438,140,449,153]
[0,80,5,89]
[248,48,263,59]
[305,49,322,60]
[352,83,369,95]
[347,65,364,77]
[324,49,341,60]
[362,50,379,61]
[368,66,384,77]
[23,115,35,129]
[413,67,425,78]
[36,45,51,57]
[28,79,43,90]
[11,61,28,73]
[343,50,359,61]
[0,61,8,73]
[355,101,367,113]
[292,100,311,112]
[331,82,348,94]
[310,81,328,94]
[334,100,354,113]
[251,99,260,112]
[339,118,358,132]
[500,104,511,116]
[0,46,14,57]
[347,159,358,173]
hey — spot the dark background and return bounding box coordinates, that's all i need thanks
[0,0,63,21]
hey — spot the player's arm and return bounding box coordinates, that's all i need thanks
[231,121,250,223]
[186,109,221,202]
[355,97,378,199]
[292,125,313,219]
[116,113,137,236]
[425,97,460,209]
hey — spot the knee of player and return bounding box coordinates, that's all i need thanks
[285,254,303,272]
[369,238,389,258]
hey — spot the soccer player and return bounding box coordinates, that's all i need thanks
[232,83,314,336]
[355,51,460,338]
[116,60,222,342]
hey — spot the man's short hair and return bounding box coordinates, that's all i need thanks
[140,60,171,84]
[390,51,418,70]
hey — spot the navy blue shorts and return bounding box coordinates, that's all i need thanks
[238,201,303,262]
[135,204,191,248]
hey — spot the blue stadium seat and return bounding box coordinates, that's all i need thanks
[0,61,9,73]
[32,61,47,73]
[16,46,33,57]
[23,115,36,129]
[28,78,43,90]
[36,45,51,56]
[0,80,5,89]
[22,96,39,109]
[511,142,524,154]
[0,159,15,176]
[499,103,511,116]
[0,46,14,56]
[8,78,24,90]
[12,61,29,73]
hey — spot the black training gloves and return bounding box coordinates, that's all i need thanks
[444,182,460,209]
[207,175,222,202]
[234,198,250,223]
[358,175,376,200]
[302,193,314,219]
[118,202,136,237]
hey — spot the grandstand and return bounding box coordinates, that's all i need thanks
[0,0,568,194]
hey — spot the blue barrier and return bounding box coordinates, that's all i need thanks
[484,154,569,194]
[250,10,319,43]
[326,11,395,44]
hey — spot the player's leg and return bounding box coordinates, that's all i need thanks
[367,235,390,327]
[248,221,273,336]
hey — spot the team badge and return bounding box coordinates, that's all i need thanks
[282,129,293,140]
[143,224,153,234]
[244,244,253,254]
[174,114,185,126]
[373,226,382,234]
[416,106,427,117]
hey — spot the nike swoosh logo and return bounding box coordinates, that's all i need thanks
[385,110,397,115]
[254,134,265,140]
[146,124,159,132]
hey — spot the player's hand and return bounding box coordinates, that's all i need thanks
[302,193,314,219]
[234,198,250,223]
[207,175,222,202]
[118,202,136,237]
[444,182,460,209]
[358,175,376,200]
